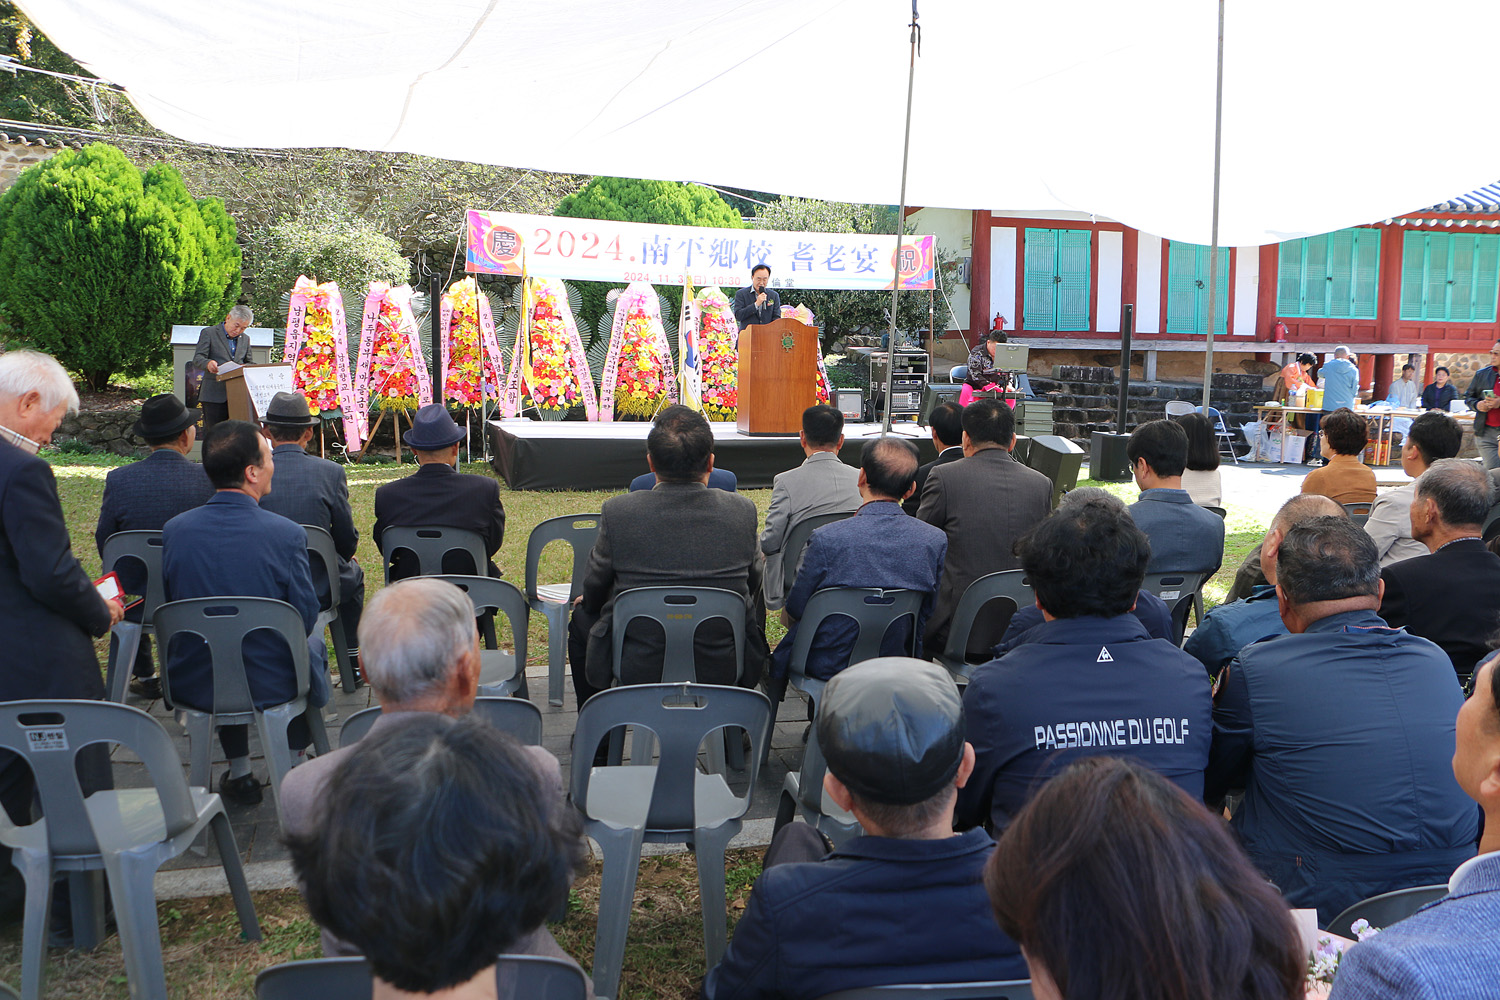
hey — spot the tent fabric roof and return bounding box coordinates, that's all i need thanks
[16,0,1500,247]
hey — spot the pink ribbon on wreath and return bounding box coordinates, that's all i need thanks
[476,289,505,404]
[599,282,677,421]
[325,284,365,452]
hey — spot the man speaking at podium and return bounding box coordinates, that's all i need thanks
[733,263,781,330]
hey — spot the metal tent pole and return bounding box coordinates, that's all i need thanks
[881,0,920,434]
[1201,0,1225,411]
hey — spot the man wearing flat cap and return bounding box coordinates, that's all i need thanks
[705,658,1026,1000]
[95,392,214,699]
[258,391,365,679]
[373,403,505,579]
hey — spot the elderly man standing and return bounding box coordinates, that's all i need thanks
[1206,515,1477,924]
[1379,459,1500,684]
[1465,342,1500,471]
[1310,345,1359,464]
[193,304,254,432]
[258,391,364,679]
[0,350,124,896]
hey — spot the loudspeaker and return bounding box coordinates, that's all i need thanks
[1026,434,1086,507]
[918,383,963,425]
[1089,431,1133,483]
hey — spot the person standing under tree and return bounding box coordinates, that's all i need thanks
[193,304,254,432]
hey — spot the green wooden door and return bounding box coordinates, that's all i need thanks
[1401,232,1500,322]
[1165,243,1228,334]
[1023,228,1090,331]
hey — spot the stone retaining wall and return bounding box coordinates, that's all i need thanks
[56,408,148,456]
[1033,365,1270,442]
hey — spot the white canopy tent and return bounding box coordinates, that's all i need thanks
[15,0,1500,247]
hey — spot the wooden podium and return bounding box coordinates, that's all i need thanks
[217,363,295,422]
[737,319,819,435]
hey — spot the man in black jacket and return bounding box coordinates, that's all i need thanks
[903,399,964,516]
[1465,342,1500,471]
[732,264,780,330]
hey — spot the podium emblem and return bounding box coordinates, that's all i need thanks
[781,332,795,352]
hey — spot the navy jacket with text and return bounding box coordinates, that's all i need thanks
[956,614,1212,833]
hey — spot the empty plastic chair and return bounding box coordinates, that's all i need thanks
[933,570,1034,683]
[569,683,772,1000]
[433,575,532,699]
[816,980,1034,1000]
[255,954,589,1000]
[524,514,601,706]
[381,525,488,583]
[949,365,970,384]
[303,525,358,693]
[99,531,166,704]
[1141,571,1207,646]
[153,596,331,829]
[1342,501,1373,528]
[1164,400,1194,418]
[776,590,924,848]
[781,511,858,597]
[1323,884,1450,939]
[0,700,260,1000]
[339,697,544,749]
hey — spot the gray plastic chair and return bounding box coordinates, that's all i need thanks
[434,575,532,699]
[525,514,601,706]
[1203,505,1228,519]
[255,954,588,1000]
[1324,883,1450,939]
[949,365,970,383]
[781,511,858,596]
[381,525,488,582]
[1342,501,1373,528]
[1141,571,1208,646]
[99,530,166,704]
[569,683,772,1000]
[339,697,545,749]
[610,586,748,772]
[0,700,260,1000]
[817,980,1034,1000]
[776,591,924,848]
[153,596,331,829]
[303,525,358,693]
[933,570,1034,683]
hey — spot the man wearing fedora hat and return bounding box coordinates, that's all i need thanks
[259,391,364,678]
[95,392,214,699]
[373,403,505,579]
[705,659,1026,1000]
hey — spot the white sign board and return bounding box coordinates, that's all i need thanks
[241,365,296,421]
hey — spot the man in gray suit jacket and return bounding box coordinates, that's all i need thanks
[916,399,1052,649]
[1126,419,1224,577]
[257,392,364,677]
[568,406,768,713]
[193,304,254,431]
[760,405,861,610]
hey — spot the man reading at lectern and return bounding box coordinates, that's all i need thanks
[733,263,781,330]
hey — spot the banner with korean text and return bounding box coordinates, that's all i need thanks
[466,210,936,292]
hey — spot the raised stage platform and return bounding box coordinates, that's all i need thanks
[486,419,940,491]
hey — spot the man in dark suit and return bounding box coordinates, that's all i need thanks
[732,263,781,331]
[162,421,324,806]
[774,436,947,681]
[0,350,123,869]
[373,404,505,579]
[192,304,255,431]
[1379,458,1500,684]
[1126,418,1225,577]
[568,405,767,709]
[257,391,364,677]
[902,399,963,516]
[94,392,214,698]
[916,398,1052,649]
[1466,342,1500,471]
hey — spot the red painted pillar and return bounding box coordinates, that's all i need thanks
[1376,224,1402,346]
[968,210,992,344]
[1255,244,1278,343]
[1372,354,1394,401]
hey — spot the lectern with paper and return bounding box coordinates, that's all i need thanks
[736,319,819,436]
[217,363,295,423]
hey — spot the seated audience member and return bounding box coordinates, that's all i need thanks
[759,404,860,610]
[917,398,1052,649]
[281,577,578,969]
[94,392,213,699]
[1126,419,1225,577]
[1386,363,1421,410]
[704,659,1026,1000]
[161,420,324,806]
[992,489,1171,654]
[629,467,737,492]
[373,403,505,579]
[772,437,946,681]
[986,758,1305,1000]
[1301,407,1376,505]
[257,391,365,678]
[903,400,964,516]
[569,405,767,710]
[1206,516,1477,924]
[1185,495,1344,677]
[1366,411,1464,567]
[1421,366,1459,412]
[1379,459,1500,683]
[1173,411,1222,507]
[955,496,1211,833]
[1329,650,1500,1000]
[286,713,589,999]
